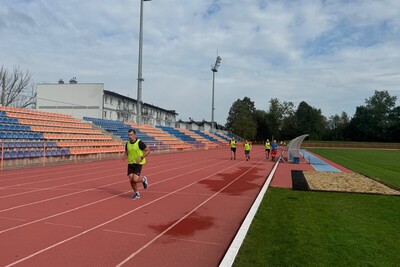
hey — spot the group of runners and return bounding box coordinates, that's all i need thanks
[229,137,279,162]
[123,128,281,201]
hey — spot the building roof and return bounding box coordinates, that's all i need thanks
[104,90,177,115]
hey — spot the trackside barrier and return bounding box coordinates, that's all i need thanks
[0,139,231,171]
[219,150,284,267]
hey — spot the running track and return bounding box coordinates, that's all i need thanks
[0,146,280,266]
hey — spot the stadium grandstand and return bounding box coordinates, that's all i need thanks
[0,106,232,170]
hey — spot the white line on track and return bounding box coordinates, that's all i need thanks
[102,229,146,236]
[0,160,124,182]
[168,238,221,246]
[0,150,216,191]
[44,222,83,229]
[0,150,212,182]
[115,158,266,267]
[0,154,244,234]
[0,216,26,222]
[219,156,280,267]
[4,154,253,267]
[0,156,221,213]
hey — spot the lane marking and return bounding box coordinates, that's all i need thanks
[116,158,265,267]
[0,216,27,222]
[44,222,83,229]
[219,156,279,267]
[4,156,250,267]
[167,237,221,246]
[0,151,216,197]
[0,157,222,213]
[103,229,146,237]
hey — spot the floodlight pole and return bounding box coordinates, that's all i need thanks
[136,0,151,125]
[211,55,221,133]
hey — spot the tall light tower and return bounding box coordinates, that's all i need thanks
[136,0,151,125]
[211,55,222,133]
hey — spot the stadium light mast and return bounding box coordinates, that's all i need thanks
[136,0,151,125]
[211,54,222,133]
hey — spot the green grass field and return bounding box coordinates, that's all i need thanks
[307,148,400,189]
[233,149,400,267]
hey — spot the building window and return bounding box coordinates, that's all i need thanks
[105,96,108,104]
[104,111,107,118]
[110,97,113,104]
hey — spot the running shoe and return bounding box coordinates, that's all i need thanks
[131,192,140,200]
[142,176,148,189]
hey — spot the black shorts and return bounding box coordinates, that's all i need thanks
[265,149,270,152]
[231,147,236,152]
[245,150,250,155]
[127,164,142,176]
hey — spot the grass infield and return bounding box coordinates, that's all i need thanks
[233,149,400,267]
[233,188,400,267]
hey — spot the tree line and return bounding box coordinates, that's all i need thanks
[225,90,399,143]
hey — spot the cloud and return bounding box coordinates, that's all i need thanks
[1,0,399,124]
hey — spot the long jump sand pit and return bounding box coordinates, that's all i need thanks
[303,171,400,196]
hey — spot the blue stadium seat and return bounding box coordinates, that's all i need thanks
[17,151,24,158]
[60,149,70,156]
[4,151,12,159]
[35,150,44,157]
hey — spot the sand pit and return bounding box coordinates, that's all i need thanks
[303,171,400,196]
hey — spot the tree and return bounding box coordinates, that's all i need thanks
[0,65,36,108]
[387,106,400,142]
[347,90,398,141]
[254,110,270,141]
[280,114,298,140]
[326,111,350,140]
[295,101,326,140]
[265,98,294,140]
[225,97,257,140]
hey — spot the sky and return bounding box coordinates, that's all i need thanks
[1,0,400,125]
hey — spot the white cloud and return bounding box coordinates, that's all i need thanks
[1,0,399,124]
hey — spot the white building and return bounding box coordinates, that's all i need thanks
[36,79,177,126]
[176,119,212,132]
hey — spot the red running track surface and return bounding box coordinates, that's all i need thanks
[1,146,280,267]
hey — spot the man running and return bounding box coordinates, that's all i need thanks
[229,136,237,160]
[244,140,251,161]
[265,139,271,159]
[271,140,278,162]
[124,129,150,200]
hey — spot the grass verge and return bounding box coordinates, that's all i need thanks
[233,188,400,266]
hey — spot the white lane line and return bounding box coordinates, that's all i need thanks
[0,151,210,182]
[44,222,83,229]
[0,157,220,213]
[0,151,216,198]
[4,158,246,267]
[103,229,146,237]
[219,157,280,267]
[0,160,123,182]
[0,216,27,222]
[116,158,265,267]
[167,238,221,246]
